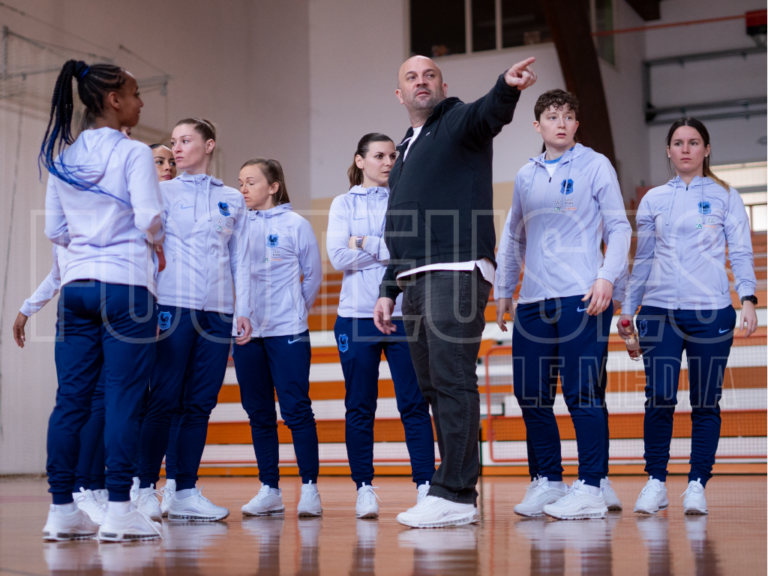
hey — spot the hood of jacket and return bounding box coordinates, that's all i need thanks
[58,127,127,186]
[250,202,293,220]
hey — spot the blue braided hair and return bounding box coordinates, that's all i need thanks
[39,60,130,202]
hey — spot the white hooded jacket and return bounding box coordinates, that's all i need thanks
[157,172,251,318]
[243,203,322,337]
[44,127,165,294]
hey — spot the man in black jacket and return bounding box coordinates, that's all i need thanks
[373,55,537,528]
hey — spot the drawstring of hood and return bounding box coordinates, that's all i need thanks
[666,178,679,226]
[181,172,221,223]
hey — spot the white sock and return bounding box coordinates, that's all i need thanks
[549,481,565,489]
[302,481,318,493]
[176,488,196,499]
[56,502,77,513]
[165,479,176,490]
[107,500,132,514]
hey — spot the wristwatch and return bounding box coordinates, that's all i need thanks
[741,295,758,305]
[355,236,364,249]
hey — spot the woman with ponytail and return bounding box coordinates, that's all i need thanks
[42,60,165,542]
[621,117,757,515]
[326,133,435,518]
[136,118,252,523]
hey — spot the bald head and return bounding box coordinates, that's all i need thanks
[395,56,448,127]
[397,56,443,88]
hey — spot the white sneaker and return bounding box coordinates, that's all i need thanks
[297,481,323,517]
[98,503,162,541]
[514,476,567,517]
[72,488,105,525]
[356,484,380,519]
[542,480,608,520]
[130,476,140,505]
[417,482,430,504]
[600,477,623,511]
[682,479,708,515]
[42,504,99,541]
[396,495,478,528]
[634,477,668,515]
[160,481,175,517]
[168,487,230,522]
[136,485,163,522]
[92,489,108,506]
[242,484,285,516]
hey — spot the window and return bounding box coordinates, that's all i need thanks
[409,0,552,58]
[711,161,768,231]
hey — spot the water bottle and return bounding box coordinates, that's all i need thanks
[621,319,641,361]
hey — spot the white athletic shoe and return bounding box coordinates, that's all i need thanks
[242,484,285,516]
[42,505,99,541]
[682,479,708,515]
[72,488,105,525]
[297,482,323,517]
[417,482,431,504]
[600,477,623,511]
[514,476,567,517]
[136,485,163,522]
[168,487,230,522]
[634,477,669,515]
[160,481,175,517]
[130,476,140,505]
[92,489,108,506]
[396,495,478,529]
[356,484,380,519]
[98,504,162,541]
[542,480,608,520]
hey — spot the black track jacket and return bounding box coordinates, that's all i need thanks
[379,73,522,300]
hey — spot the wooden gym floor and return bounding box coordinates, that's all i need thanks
[0,475,765,575]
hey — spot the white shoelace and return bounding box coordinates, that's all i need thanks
[358,485,381,505]
[681,480,704,498]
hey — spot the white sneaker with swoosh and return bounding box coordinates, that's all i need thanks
[396,495,478,528]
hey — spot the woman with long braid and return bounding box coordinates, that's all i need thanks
[41,60,165,541]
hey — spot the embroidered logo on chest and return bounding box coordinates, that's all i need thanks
[218,201,230,216]
[267,234,279,248]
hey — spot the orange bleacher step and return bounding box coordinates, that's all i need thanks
[484,409,767,442]
[208,418,437,444]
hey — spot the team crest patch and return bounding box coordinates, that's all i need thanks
[218,201,230,216]
[698,201,711,215]
[338,333,349,353]
[560,179,574,195]
[267,234,279,248]
[638,319,648,338]
[158,311,172,331]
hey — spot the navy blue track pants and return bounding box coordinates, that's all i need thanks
[139,306,232,491]
[335,317,435,489]
[233,331,319,487]
[513,296,613,488]
[48,281,157,503]
[637,305,736,486]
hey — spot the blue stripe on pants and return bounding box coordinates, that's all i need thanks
[233,331,319,487]
[638,305,736,486]
[139,307,232,491]
[48,281,156,503]
[334,317,435,489]
[513,296,612,487]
